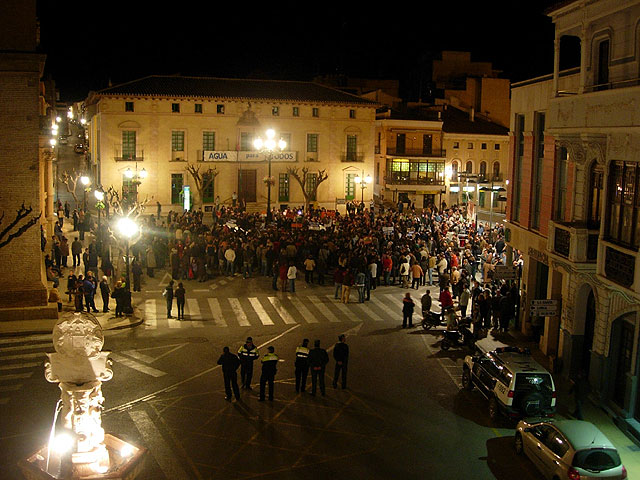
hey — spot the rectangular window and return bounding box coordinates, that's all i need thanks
[513,114,525,222]
[280,133,291,149]
[554,146,568,221]
[346,135,358,162]
[293,107,299,117]
[532,112,545,229]
[453,142,459,149]
[312,107,319,117]
[306,173,318,201]
[606,161,640,249]
[240,132,253,151]
[349,109,356,119]
[495,144,501,150]
[122,175,137,203]
[122,131,136,160]
[468,142,474,149]
[278,173,289,202]
[396,133,406,155]
[172,131,185,152]
[172,103,180,113]
[272,106,279,116]
[217,104,225,114]
[203,131,215,151]
[195,103,202,113]
[202,172,215,203]
[345,173,356,200]
[481,143,487,150]
[125,101,134,112]
[171,173,183,204]
[423,134,432,155]
[307,133,318,153]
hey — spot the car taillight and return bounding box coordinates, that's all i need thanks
[567,467,580,480]
[621,465,627,479]
[507,390,514,398]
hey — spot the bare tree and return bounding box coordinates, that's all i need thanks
[104,185,150,219]
[0,203,41,249]
[59,170,82,205]
[185,163,219,207]
[286,167,328,211]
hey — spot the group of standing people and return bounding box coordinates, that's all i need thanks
[216,335,349,402]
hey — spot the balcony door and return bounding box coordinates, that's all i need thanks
[238,169,256,203]
[588,162,603,229]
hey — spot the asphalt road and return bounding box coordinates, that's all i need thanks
[0,272,542,479]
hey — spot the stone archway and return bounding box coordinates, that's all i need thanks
[572,283,597,376]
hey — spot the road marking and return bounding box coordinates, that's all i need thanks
[157,272,172,287]
[355,303,385,322]
[268,297,296,324]
[145,300,157,330]
[193,289,208,293]
[287,295,318,323]
[229,298,250,326]
[248,298,274,325]
[325,295,351,318]
[129,410,192,480]
[309,296,340,322]
[186,298,204,327]
[0,362,40,371]
[207,298,227,327]
[370,296,399,319]
[0,372,33,381]
[110,353,167,377]
[0,352,46,361]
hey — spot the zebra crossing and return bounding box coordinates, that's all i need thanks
[140,293,409,330]
[0,333,51,405]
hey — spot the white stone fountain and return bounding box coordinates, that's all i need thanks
[19,312,146,479]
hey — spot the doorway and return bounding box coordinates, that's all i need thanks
[238,169,256,203]
[582,290,596,376]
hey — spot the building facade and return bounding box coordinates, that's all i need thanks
[84,76,378,213]
[508,0,640,441]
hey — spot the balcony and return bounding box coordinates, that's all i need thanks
[477,174,503,183]
[114,146,145,162]
[384,175,445,187]
[548,221,599,263]
[386,147,446,158]
[341,151,364,162]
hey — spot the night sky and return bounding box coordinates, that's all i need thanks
[37,0,560,102]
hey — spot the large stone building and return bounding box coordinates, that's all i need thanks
[507,0,640,441]
[84,76,379,213]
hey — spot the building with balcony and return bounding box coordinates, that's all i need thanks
[84,76,378,212]
[507,0,640,442]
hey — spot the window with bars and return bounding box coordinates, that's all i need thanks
[122,131,136,160]
[307,134,318,153]
[171,173,183,204]
[346,135,357,161]
[278,173,289,202]
[306,172,317,201]
[607,161,640,249]
[172,131,185,152]
[203,132,215,151]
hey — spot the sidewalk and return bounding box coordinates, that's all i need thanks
[482,327,640,477]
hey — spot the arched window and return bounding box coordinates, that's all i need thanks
[479,161,487,178]
[452,161,459,175]
[493,161,501,180]
[465,161,473,174]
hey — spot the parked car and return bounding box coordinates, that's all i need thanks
[515,419,627,479]
[74,144,84,154]
[462,345,556,420]
[58,136,68,145]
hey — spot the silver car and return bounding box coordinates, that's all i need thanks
[515,419,627,479]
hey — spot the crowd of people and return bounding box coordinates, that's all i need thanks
[44,197,523,335]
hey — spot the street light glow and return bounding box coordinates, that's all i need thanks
[94,190,104,201]
[80,176,90,186]
[139,168,148,179]
[117,217,138,238]
[124,168,134,179]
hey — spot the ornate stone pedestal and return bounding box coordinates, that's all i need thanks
[18,312,146,479]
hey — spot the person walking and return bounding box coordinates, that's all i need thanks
[287,262,297,293]
[402,292,415,328]
[131,259,142,292]
[459,283,471,318]
[71,237,82,268]
[332,334,349,389]
[304,255,315,284]
[411,262,423,290]
[217,346,241,402]
[258,346,279,401]
[163,280,174,318]
[308,340,329,396]
[341,269,353,304]
[175,282,186,320]
[83,272,99,313]
[238,337,259,390]
[99,276,110,313]
[295,339,310,393]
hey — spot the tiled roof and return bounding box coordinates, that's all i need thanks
[94,75,379,106]
[442,106,509,135]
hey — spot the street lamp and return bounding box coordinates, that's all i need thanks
[123,164,147,203]
[254,129,286,223]
[354,172,372,205]
[479,184,507,231]
[117,217,138,314]
[94,188,105,250]
[80,175,91,211]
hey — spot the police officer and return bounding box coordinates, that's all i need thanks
[238,337,259,390]
[332,334,349,389]
[294,339,310,393]
[308,340,329,396]
[217,346,241,401]
[259,346,279,401]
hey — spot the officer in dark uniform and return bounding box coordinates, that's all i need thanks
[308,340,329,396]
[295,339,310,393]
[332,334,349,389]
[238,337,259,389]
[259,346,279,401]
[217,346,241,401]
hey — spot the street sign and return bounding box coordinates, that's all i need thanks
[494,265,517,280]
[530,299,559,317]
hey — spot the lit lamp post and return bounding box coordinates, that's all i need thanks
[354,172,372,205]
[94,188,105,251]
[80,175,91,211]
[117,217,138,314]
[253,129,286,223]
[479,184,507,230]
[123,165,147,203]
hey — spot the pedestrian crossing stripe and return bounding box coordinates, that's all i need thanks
[135,294,411,328]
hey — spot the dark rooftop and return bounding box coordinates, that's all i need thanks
[90,75,379,106]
